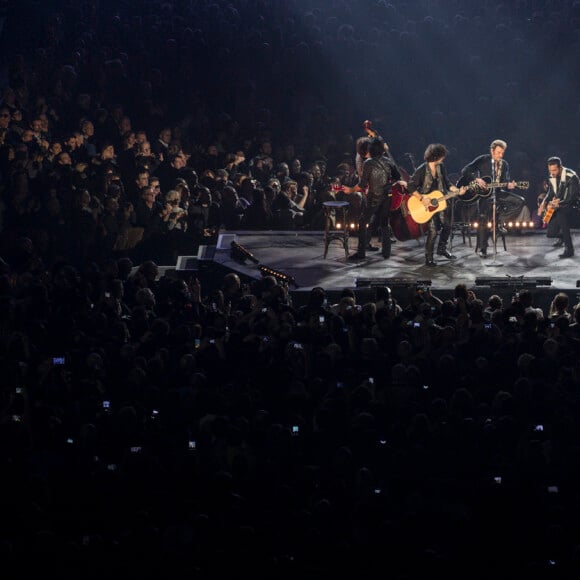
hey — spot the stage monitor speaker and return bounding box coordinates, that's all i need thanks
[231,240,259,264]
[475,276,552,288]
[355,277,432,289]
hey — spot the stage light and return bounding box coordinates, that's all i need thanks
[231,240,259,264]
[350,223,356,229]
[259,265,298,288]
[515,221,520,228]
[508,221,513,228]
[472,221,479,228]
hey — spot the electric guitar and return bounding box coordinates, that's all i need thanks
[407,187,471,224]
[542,201,558,224]
[458,175,529,202]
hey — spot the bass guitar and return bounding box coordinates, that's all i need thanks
[407,187,470,224]
[458,175,529,203]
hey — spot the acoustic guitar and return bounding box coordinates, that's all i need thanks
[407,187,470,224]
[458,176,529,203]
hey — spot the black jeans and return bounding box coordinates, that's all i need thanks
[477,191,525,250]
[425,206,453,258]
[546,206,574,250]
[356,195,391,256]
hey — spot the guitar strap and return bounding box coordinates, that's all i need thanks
[420,163,445,194]
[549,168,566,199]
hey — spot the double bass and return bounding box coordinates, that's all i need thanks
[362,120,426,241]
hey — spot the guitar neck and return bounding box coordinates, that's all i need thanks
[440,190,464,202]
[486,181,527,189]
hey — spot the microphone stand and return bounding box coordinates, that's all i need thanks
[449,196,456,252]
[485,189,503,267]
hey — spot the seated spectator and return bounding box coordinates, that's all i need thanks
[133,186,165,241]
[219,184,245,230]
[154,150,188,193]
[164,189,188,232]
[241,187,273,230]
[271,179,307,229]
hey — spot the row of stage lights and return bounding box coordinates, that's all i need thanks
[472,221,536,230]
[230,241,298,287]
[331,221,538,230]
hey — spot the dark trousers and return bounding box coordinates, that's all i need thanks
[546,207,574,250]
[425,206,453,258]
[477,191,525,250]
[357,195,391,256]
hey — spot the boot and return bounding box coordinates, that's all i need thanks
[425,236,437,266]
[425,253,437,267]
[436,243,457,260]
[425,235,436,265]
[348,249,366,261]
[381,227,392,258]
[559,246,574,259]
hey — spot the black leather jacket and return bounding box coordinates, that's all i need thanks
[359,154,400,206]
[545,167,579,209]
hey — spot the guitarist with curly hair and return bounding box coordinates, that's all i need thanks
[407,143,466,267]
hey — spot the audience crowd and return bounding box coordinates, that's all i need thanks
[1,0,580,578]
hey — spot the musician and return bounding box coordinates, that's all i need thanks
[537,157,578,259]
[355,135,371,180]
[407,143,465,267]
[458,139,524,258]
[343,136,400,260]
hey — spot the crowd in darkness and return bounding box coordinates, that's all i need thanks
[2,1,580,578]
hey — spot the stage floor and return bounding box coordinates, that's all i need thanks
[205,228,579,293]
[170,228,580,310]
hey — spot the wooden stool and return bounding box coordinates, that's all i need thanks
[323,201,350,258]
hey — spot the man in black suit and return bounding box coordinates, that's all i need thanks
[459,139,525,258]
[537,156,579,259]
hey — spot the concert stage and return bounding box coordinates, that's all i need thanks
[175,228,580,310]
